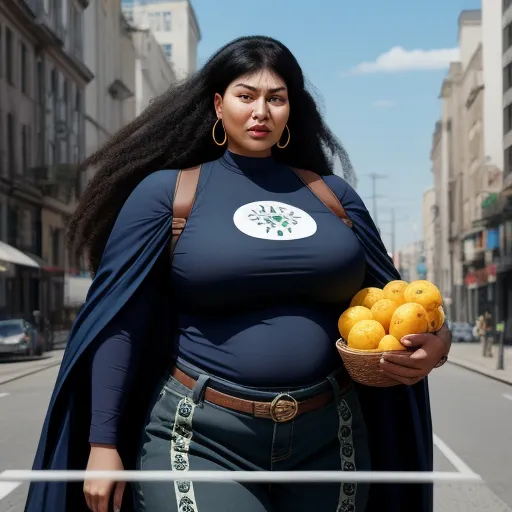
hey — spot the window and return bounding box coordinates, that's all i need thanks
[148,12,161,31]
[51,68,59,112]
[19,208,33,249]
[20,43,27,94]
[74,90,82,146]
[504,63,512,93]
[51,228,62,267]
[163,12,171,31]
[0,111,3,174]
[21,125,30,174]
[504,104,512,135]
[47,141,55,166]
[63,78,69,121]
[6,28,13,84]
[0,25,3,77]
[69,3,83,58]
[36,59,44,104]
[162,43,172,60]
[504,23,512,52]
[6,114,15,175]
[7,204,18,248]
[506,146,512,176]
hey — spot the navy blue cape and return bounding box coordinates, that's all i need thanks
[25,166,433,512]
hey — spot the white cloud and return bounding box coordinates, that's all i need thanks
[371,100,396,108]
[351,46,460,74]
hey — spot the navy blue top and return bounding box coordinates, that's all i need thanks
[89,151,366,445]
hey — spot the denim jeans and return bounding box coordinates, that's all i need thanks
[133,360,371,512]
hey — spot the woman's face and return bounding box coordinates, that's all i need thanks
[214,68,290,157]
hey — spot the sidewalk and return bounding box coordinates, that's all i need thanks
[448,342,512,386]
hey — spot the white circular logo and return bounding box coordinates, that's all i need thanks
[233,201,317,240]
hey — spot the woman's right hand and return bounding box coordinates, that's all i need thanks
[83,444,125,512]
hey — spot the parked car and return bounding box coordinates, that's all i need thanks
[0,319,43,356]
[447,321,477,343]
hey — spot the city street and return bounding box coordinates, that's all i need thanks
[0,361,511,511]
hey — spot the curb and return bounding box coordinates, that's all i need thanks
[448,358,512,387]
[0,357,63,386]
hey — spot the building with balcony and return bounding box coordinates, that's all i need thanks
[125,0,201,80]
[0,0,92,324]
[497,0,512,341]
[429,9,505,323]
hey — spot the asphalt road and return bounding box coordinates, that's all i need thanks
[0,360,511,511]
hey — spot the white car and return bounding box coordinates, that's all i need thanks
[0,319,42,356]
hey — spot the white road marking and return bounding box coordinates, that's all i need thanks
[433,434,479,476]
[0,393,10,399]
[0,480,22,501]
[503,393,512,401]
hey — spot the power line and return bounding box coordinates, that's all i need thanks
[380,206,414,258]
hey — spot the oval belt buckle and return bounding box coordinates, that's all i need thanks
[270,393,299,423]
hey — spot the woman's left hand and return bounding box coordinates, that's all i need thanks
[380,322,452,386]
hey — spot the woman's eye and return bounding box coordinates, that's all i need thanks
[269,96,285,104]
[239,94,252,101]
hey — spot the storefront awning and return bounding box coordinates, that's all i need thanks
[24,251,63,273]
[0,241,39,268]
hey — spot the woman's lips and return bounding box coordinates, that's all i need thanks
[247,129,271,138]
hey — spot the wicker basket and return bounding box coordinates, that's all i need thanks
[336,338,411,387]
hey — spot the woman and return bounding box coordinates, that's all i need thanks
[25,36,451,512]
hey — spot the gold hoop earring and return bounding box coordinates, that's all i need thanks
[277,124,290,149]
[212,119,227,146]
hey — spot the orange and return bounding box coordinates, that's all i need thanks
[349,287,385,309]
[338,306,374,340]
[383,280,409,306]
[378,334,406,351]
[371,299,398,333]
[403,280,443,312]
[389,303,429,341]
[347,320,386,350]
[427,306,445,333]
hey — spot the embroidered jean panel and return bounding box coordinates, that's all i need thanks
[337,397,357,512]
[171,396,199,512]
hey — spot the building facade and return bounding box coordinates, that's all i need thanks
[422,187,436,284]
[83,0,136,185]
[432,58,462,321]
[132,28,177,116]
[426,7,508,328]
[126,0,201,79]
[483,0,504,171]
[68,0,138,307]
[0,0,92,323]
[489,0,512,341]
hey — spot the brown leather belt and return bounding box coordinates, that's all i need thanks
[171,367,352,423]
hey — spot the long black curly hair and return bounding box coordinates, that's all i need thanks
[69,35,356,273]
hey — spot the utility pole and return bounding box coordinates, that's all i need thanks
[391,207,396,258]
[366,173,387,229]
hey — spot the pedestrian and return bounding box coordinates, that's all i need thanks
[482,307,494,357]
[26,36,452,512]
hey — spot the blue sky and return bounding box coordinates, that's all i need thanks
[192,0,481,252]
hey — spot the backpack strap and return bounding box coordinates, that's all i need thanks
[292,168,353,228]
[170,165,351,256]
[171,165,201,254]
